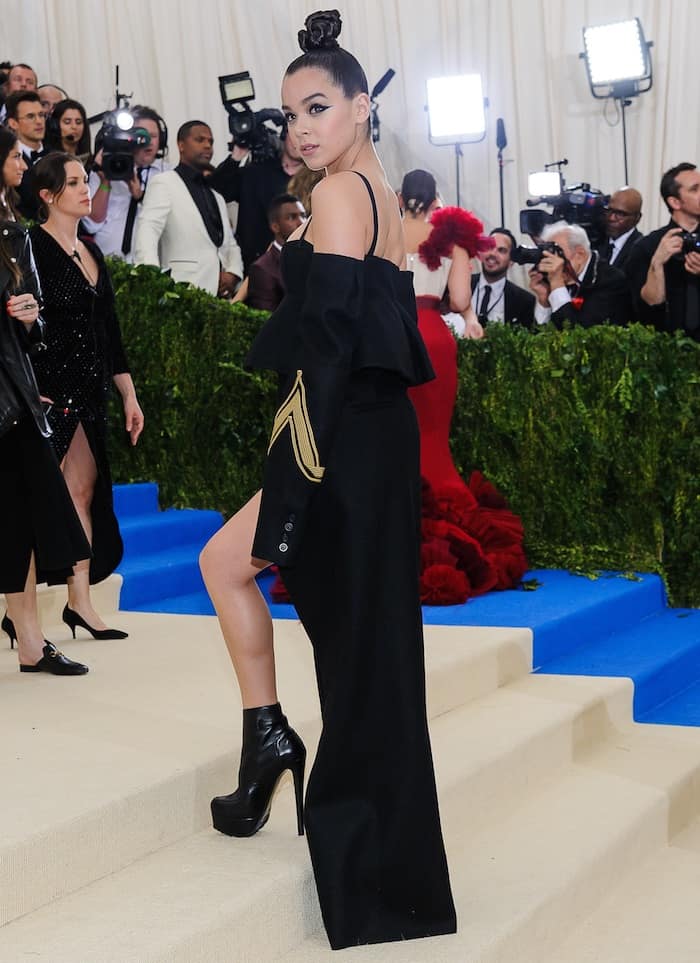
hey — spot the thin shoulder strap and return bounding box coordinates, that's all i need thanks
[353,171,379,257]
[299,215,312,240]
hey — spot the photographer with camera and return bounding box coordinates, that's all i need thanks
[528,221,632,328]
[210,124,303,274]
[84,106,170,261]
[626,163,700,339]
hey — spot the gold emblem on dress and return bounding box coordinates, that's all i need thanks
[268,370,325,483]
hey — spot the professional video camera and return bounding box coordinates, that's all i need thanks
[94,108,151,181]
[517,164,609,247]
[218,71,285,164]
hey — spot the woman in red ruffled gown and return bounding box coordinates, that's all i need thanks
[401,169,528,604]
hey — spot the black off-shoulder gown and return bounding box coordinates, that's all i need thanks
[29,227,129,584]
[247,174,457,950]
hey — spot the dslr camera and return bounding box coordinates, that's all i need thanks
[677,230,700,258]
[511,240,566,268]
[218,70,286,164]
[94,109,151,181]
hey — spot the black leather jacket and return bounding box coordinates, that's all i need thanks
[0,220,50,437]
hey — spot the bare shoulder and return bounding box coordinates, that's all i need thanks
[308,172,374,258]
[310,170,367,208]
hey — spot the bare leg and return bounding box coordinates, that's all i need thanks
[61,423,107,629]
[200,490,277,708]
[5,554,47,665]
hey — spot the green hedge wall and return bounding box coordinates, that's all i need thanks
[108,260,700,607]
[108,261,276,514]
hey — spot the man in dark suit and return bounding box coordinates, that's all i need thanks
[472,227,536,329]
[530,220,632,328]
[4,90,46,221]
[597,187,643,271]
[246,193,306,311]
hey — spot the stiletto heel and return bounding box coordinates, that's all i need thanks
[211,703,306,838]
[62,605,128,640]
[291,756,305,837]
[2,614,17,650]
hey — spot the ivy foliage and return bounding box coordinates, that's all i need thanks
[107,260,700,607]
[451,323,700,605]
[108,260,275,515]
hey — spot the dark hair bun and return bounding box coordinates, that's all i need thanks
[298,9,342,52]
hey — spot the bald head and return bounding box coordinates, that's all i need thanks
[37,83,68,114]
[605,187,642,239]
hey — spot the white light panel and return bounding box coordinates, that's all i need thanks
[426,75,486,145]
[583,19,646,85]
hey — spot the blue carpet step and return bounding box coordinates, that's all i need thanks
[119,509,222,556]
[643,676,700,726]
[117,544,209,610]
[112,482,160,519]
[416,570,666,667]
[540,607,700,721]
[113,483,224,610]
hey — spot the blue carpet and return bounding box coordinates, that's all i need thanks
[113,482,700,726]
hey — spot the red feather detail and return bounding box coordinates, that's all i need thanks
[418,207,495,269]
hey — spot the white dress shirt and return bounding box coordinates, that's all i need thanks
[608,227,636,265]
[474,275,507,323]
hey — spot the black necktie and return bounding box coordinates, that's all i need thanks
[121,168,145,256]
[29,149,43,164]
[478,284,491,324]
[605,239,615,263]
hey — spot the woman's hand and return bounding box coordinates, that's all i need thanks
[123,395,144,446]
[6,294,39,326]
[463,314,484,339]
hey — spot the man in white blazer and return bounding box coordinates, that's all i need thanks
[133,120,243,296]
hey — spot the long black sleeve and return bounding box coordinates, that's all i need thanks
[252,253,364,565]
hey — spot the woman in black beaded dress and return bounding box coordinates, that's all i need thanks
[0,130,90,674]
[29,153,143,640]
[200,10,456,951]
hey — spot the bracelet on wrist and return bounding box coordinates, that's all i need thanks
[98,183,111,192]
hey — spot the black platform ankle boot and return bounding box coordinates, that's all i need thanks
[211,703,306,838]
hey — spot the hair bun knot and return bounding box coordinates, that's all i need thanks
[298,9,342,52]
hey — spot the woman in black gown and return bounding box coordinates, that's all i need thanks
[0,136,90,673]
[200,10,456,950]
[29,153,143,640]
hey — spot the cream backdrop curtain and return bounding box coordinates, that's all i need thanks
[2,0,698,236]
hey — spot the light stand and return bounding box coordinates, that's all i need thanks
[87,64,132,127]
[426,74,486,207]
[618,97,632,184]
[581,18,653,183]
[496,118,507,226]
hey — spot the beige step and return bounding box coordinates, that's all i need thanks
[279,694,700,962]
[0,614,529,928]
[4,700,696,963]
[549,815,700,963]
